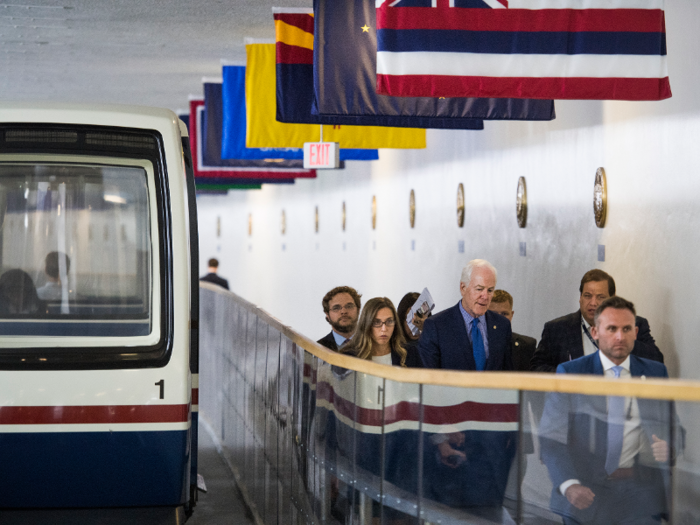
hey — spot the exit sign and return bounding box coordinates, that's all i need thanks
[303,142,340,169]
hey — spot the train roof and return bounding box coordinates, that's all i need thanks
[0,102,182,134]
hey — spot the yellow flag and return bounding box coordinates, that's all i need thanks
[245,44,426,150]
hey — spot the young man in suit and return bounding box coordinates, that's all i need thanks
[317,286,361,351]
[539,296,677,524]
[489,289,537,372]
[419,259,513,371]
[199,258,229,290]
[530,269,663,372]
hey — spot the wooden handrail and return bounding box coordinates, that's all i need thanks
[201,283,700,402]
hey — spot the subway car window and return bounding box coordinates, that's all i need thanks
[0,161,157,341]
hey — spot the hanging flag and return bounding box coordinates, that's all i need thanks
[275,8,485,129]
[375,0,671,101]
[221,65,378,161]
[274,11,386,153]
[312,0,554,124]
[204,81,306,169]
[190,99,316,185]
[246,43,426,150]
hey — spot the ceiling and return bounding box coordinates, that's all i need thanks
[0,0,312,113]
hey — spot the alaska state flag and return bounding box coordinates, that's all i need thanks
[376,0,671,101]
[246,43,426,150]
[313,0,553,124]
[276,8,485,129]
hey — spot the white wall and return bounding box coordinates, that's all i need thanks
[197,0,700,380]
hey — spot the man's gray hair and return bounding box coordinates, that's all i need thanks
[460,259,498,286]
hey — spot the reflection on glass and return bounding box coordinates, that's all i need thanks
[539,389,677,524]
[198,288,700,525]
[421,385,519,524]
[0,162,152,338]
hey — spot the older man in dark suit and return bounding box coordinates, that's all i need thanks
[539,297,678,524]
[419,259,513,371]
[531,269,663,372]
[418,260,515,517]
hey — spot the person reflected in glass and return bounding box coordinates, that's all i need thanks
[342,297,420,368]
[341,298,421,525]
[539,296,681,525]
[0,269,43,315]
[37,251,71,302]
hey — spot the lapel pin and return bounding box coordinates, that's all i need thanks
[493,325,497,329]
[515,341,519,346]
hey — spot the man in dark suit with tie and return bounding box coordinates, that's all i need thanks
[531,269,663,372]
[418,260,515,517]
[317,286,361,351]
[539,296,677,524]
[419,259,513,371]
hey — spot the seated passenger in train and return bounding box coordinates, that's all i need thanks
[0,269,44,315]
[36,251,73,302]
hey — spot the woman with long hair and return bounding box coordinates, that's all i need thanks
[342,297,421,367]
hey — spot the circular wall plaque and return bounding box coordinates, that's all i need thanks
[342,201,346,231]
[594,167,607,228]
[371,196,377,230]
[248,213,252,236]
[409,189,416,228]
[281,209,286,235]
[457,183,465,228]
[315,205,319,233]
[516,176,527,228]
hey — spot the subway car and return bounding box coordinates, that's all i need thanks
[0,103,199,523]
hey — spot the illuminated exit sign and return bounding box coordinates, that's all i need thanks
[303,142,340,169]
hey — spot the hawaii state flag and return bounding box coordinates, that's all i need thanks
[376,0,670,101]
[313,0,553,124]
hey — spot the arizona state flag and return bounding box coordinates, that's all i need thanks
[275,7,484,129]
[245,43,426,150]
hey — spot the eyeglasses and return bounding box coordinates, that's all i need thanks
[372,318,395,328]
[330,303,357,313]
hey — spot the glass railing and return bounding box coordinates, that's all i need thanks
[199,283,700,524]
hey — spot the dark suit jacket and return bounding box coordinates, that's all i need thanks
[539,352,673,522]
[418,302,513,371]
[511,332,537,373]
[392,339,423,368]
[531,310,663,372]
[317,331,339,351]
[199,272,229,290]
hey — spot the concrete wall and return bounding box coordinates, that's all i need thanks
[197,0,700,381]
